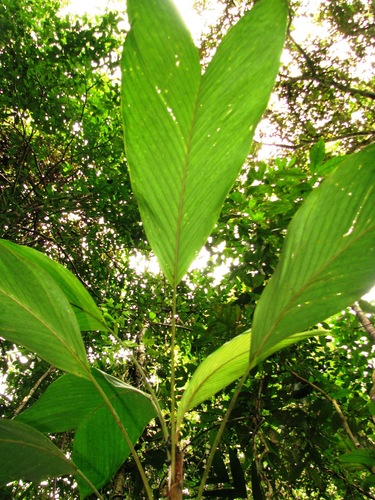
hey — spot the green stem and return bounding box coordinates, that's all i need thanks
[196,364,252,500]
[108,325,169,444]
[131,354,170,443]
[76,468,104,499]
[89,373,153,500]
[170,286,178,488]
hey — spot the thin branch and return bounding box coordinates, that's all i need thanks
[196,363,252,500]
[111,464,126,500]
[352,303,375,343]
[17,225,100,299]
[290,371,360,448]
[261,130,375,150]
[287,33,375,100]
[13,365,55,416]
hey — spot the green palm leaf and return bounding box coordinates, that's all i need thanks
[121,0,288,285]
[251,143,375,363]
[0,240,90,378]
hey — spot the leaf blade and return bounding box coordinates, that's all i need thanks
[177,329,324,426]
[16,369,157,497]
[251,143,375,362]
[73,370,157,498]
[0,240,106,331]
[0,240,90,378]
[121,0,201,285]
[0,420,77,485]
[121,0,288,285]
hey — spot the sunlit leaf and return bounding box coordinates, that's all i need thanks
[309,139,325,174]
[251,143,375,364]
[0,420,77,485]
[121,0,288,285]
[0,239,106,331]
[0,240,90,378]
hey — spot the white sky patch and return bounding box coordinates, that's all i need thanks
[0,372,9,401]
[128,241,233,286]
[129,251,160,275]
[60,0,221,42]
[363,286,375,303]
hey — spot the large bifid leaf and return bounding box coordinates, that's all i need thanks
[250,143,375,364]
[0,240,90,379]
[16,370,157,498]
[121,0,288,285]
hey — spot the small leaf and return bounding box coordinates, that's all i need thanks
[211,451,230,484]
[0,240,106,331]
[229,448,247,497]
[251,143,375,365]
[0,240,90,378]
[340,450,375,467]
[0,420,77,485]
[309,139,325,174]
[316,155,345,176]
[121,0,288,285]
[358,299,375,314]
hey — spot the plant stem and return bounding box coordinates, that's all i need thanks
[76,468,104,499]
[109,324,169,443]
[196,364,252,500]
[169,285,178,492]
[131,354,170,442]
[89,374,153,500]
[13,365,55,416]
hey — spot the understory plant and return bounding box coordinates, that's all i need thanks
[0,0,375,498]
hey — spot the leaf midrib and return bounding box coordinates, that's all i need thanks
[1,288,89,376]
[253,221,375,359]
[173,77,203,288]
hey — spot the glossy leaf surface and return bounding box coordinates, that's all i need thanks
[121,0,288,285]
[0,240,90,378]
[0,420,76,485]
[251,143,375,364]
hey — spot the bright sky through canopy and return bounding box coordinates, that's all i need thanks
[60,0,223,40]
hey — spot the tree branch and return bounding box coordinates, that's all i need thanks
[352,303,375,343]
[290,371,360,448]
[13,365,55,416]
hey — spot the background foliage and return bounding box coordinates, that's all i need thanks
[1,0,375,498]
